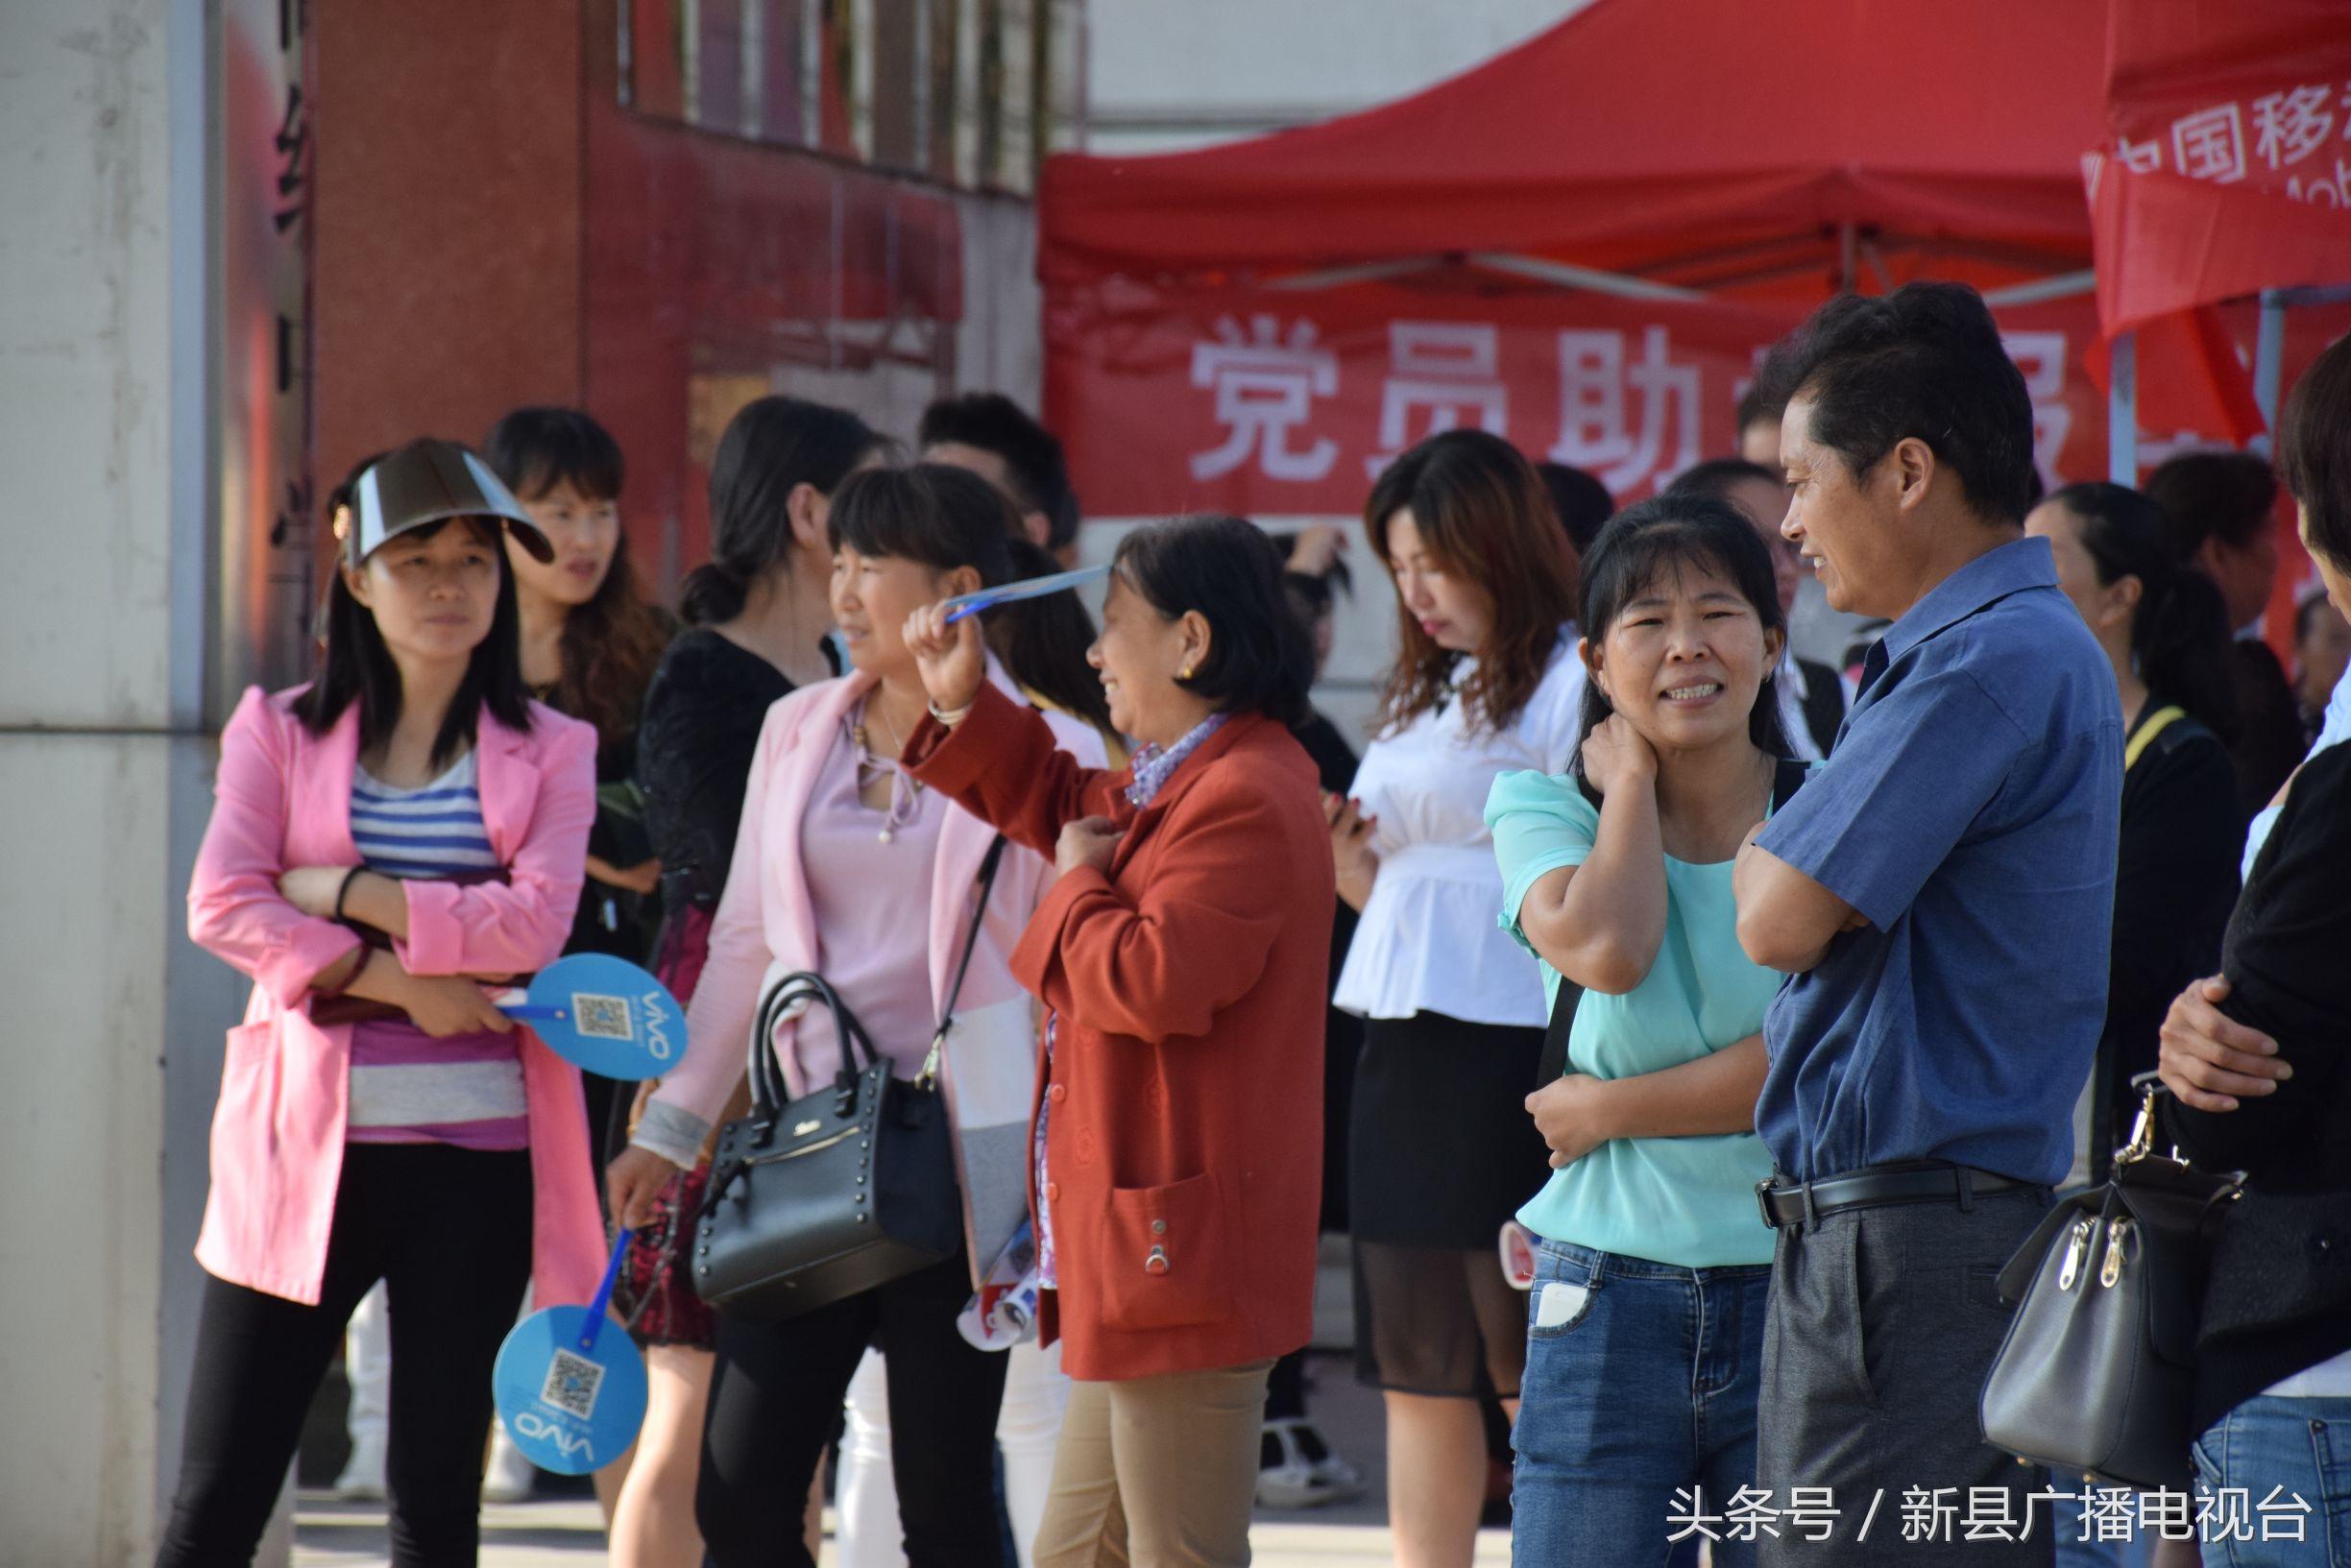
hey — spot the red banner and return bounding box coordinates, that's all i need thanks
[1047,281,2113,519]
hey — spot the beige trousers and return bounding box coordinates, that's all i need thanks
[1030,1359,1275,1568]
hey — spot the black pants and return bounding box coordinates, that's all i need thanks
[156,1144,534,1568]
[1755,1185,2050,1567]
[698,1251,1009,1568]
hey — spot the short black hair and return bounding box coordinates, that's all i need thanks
[2281,331,2351,570]
[828,463,1018,587]
[2145,451,2280,563]
[1535,462,1615,556]
[1758,281,2038,524]
[918,393,1079,551]
[483,406,625,502]
[1112,516,1312,727]
[1666,457,1782,505]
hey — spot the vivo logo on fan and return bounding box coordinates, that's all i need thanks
[642,993,675,1061]
[511,1411,595,1463]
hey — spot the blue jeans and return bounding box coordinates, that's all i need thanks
[1512,1238,1772,1568]
[2191,1395,2351,1567]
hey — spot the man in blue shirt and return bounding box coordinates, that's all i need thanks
[1733,282,2121,1566]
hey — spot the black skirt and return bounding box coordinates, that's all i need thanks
[1347,1010,1550,1247]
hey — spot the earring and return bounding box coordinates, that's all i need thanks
[1178,665,1195,681]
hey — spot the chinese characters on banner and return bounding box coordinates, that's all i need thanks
[212,0,316,722]
[2108,76,2351,208]
[1049,285,2106,519]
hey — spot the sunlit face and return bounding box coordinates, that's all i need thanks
[2024,498,2136,645]
[830,546,960,679]
[1720,473,1798,617]
[1087,573,1202,746]
[506,478,620,609]
[1780,395,1907,618]
[1588,559,1781,757]
[1382,508,1494,654]
[346,519,502,666]
[923,441,1051,549]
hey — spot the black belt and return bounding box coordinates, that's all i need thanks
[1756,1161,2041,1231]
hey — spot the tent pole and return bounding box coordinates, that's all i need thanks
[1980,270,2098,307]
[2252,289,2286,452]
[1466,253,1705,302]
[2109,331,2138,484]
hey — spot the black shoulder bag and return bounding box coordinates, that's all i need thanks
[692,835,1008,1321]
[1978,1073,2244,1488]
[1535,757,1812,1086]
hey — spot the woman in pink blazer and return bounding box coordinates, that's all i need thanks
[158,440,605,1568]
[607,465,1106,1568]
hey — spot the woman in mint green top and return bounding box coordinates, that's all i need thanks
[1488,492,1802,1568]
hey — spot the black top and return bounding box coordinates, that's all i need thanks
[1291,704,1362,1231]
[2161,739,2351,1431]
[634,628,796,914]
[2225,638,2305,822]
[1793,657,1847,759]
[2091,701,2240,1170]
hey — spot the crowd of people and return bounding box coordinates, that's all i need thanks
[159,282,2351,1568]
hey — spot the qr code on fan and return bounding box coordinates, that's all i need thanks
[541,1348,604,1419]
[571,993,633,1041]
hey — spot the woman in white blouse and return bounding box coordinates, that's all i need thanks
[1330,428,1585,1568]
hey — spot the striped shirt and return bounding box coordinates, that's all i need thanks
[347,752,529,1151]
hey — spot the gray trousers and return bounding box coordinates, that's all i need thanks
[1755,1185,2053,1566]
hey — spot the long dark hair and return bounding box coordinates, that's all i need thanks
[1366,429,1575,737]
[1572,492,1790,786]
[291,513,533,769]
[2047,482,2241,742]
[683,396,886,626]
[483,407,670,751]
[1111,516,1312,727]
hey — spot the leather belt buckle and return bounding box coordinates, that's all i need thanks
[1757,1176,1790,1231]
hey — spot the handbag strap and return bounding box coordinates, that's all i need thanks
[917,833,1009,1088]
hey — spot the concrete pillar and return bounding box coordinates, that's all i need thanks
[0,0,234,1562]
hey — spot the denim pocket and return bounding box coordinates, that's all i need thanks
[1527,1249,1601,1340]
[2309,1414,2351,1568]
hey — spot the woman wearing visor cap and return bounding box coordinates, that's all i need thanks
[158,438,605,1568]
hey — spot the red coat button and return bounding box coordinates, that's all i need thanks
[1045,1182,1060,1202]
[1048,1083,1068,1103]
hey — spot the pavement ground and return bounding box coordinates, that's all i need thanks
[294,1241,1515,1565]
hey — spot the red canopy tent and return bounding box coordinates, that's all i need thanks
[1043,0,2106,298]
[1037,0,2121,520]
[2086,0,2351,469]
[2082,0,2351,640]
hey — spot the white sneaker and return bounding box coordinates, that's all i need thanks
[1255,1417,1365,1508]
[333,1435,387,1503]
[482,1424,536,1505]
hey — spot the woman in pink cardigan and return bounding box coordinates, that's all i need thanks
[158,440,605,1568]
[607,465,1106,1568]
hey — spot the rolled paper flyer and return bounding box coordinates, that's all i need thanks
[939,564,1112,624]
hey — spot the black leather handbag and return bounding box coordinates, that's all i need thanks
[691,837,1006,1321]
[1978,1076,2244,1488]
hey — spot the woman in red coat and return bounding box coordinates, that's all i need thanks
[901,515,1334,1568]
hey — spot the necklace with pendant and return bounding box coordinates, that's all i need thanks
[851,696,923,844]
